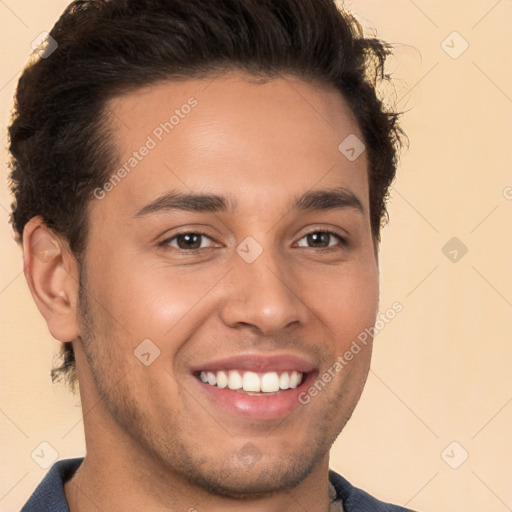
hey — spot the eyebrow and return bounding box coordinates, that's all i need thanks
[133,186,365,218]
[292,187,365,215]
[134,191,236,217]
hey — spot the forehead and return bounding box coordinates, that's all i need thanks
[99,71,369,216]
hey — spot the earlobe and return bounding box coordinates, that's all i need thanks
[22,217,80,342]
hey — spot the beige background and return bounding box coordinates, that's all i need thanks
[1,1,511,510]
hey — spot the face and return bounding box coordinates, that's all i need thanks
[75,71,379,498]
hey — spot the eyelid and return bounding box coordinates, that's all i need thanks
[297,220,349,237]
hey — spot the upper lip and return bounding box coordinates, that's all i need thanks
[189,353,316,374]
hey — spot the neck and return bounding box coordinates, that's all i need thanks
[65,452,336,512]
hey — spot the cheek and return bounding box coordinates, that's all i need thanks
[304,260,379,339]
[89,256,227,342]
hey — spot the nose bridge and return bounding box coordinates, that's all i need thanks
[219,238,309,334]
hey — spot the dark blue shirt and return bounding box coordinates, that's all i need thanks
[21,458,416,511]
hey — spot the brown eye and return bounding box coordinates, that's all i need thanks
[296,230,346,249]
[164,233,213,250]
[307,232,330,248]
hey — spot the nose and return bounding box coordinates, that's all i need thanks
[219,246,310,336]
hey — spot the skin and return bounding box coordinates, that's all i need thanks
[23,71,379,511]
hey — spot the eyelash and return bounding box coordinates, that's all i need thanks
[159,228,348,252]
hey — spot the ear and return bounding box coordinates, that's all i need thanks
[22,217,80,342]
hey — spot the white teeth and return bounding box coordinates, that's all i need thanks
[261,372,280,392]
[199,369,304,393]
[228,370,243,390]
[243,371,261,392]
[216,370,228,388]
[279,372,290,390]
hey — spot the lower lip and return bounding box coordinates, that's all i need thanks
[193,372,317,420]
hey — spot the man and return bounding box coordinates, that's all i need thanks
[9,0,411,510]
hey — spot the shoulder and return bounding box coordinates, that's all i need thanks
[21,458,83,512]
[329,469,418,512]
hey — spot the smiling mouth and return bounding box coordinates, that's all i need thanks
[194,369,305,395]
